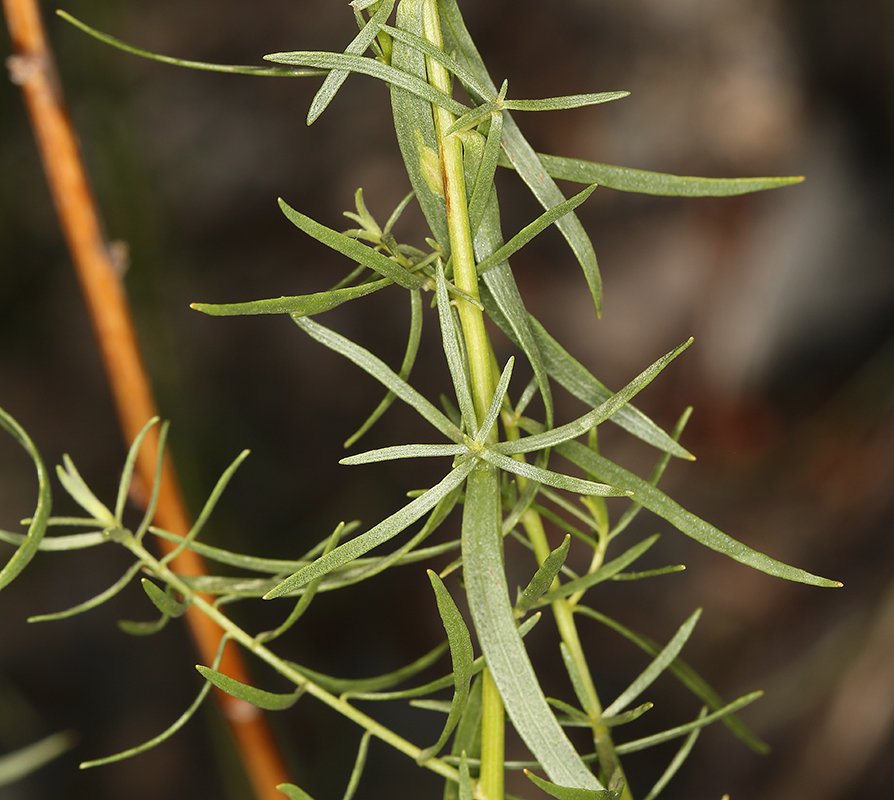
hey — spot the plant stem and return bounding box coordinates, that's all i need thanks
[421,0,494,426]
[126,536,462,785]
[421,3,504,796]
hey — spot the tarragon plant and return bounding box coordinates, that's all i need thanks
[1,2,840,798]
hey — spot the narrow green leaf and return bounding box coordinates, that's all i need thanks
[345,288,423,447]
[610,407,693,539]
[290,641,448,696]
[133,420,170,543]
[390,0,450,251]
[196,666,302,711]
[118,616,170,636]
[436,264,478,429]
[0,408,51,591]
[343,731,372,800]
[340,443,465,465]
[615,691,763,755]
[494,338,692,456]
[57,11,325,78]
[418,571,474,761]
[0,529,107,551]
[485,307,688,458]
[524,770,622,800]
[475,186,597,278]
[602,609,702,717]
[465,99,504,237]
[462,465,603,790]
[516,535,570,616]
[278,199,425,289]
[161,449,250,566]
[141,578,189,618]
[81,662,215,769]
[437,0,603,313]
[473,357,514,443]
[115,417,160,522]
[308,0,396,124]
[29,562,143,622]
[293,316,463,442]
[517,152,805,197]
[0,731,76,786]
[575,607,769,754]
[641,708,705,800]
[380,22,493,102]
[191,279,392,318]
[555,440,841,588]
[264,459,475,597]
[559,642,594,717]
[277,784,316,800]
[502,91,628,112]
[56,456,112,525]
[480,449,629,497]
[537,535,660,605]
[263,50,469,117]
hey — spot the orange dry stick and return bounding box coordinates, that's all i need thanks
[3,2,291,797]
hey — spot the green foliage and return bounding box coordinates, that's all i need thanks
[1,1,840,798]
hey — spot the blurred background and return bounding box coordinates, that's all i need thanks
[2,1,894,798]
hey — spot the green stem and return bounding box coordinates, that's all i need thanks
[126,536,461,785]
[421,0,494,426]
[420,2,504,796]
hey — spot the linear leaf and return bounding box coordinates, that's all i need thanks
[264,459,475,597]
[0,529,107,551]
[517,152,805,197]
[0,408,51,591]
[462,465,603,790]
[278,199,425,289]
[615,692,763,755]
[289,641,448,696]
[196,666,301,711]
[115,417,159,521]
[502,91,628,112]
[417,571,474,761]
[141,578,189,618]
[436,264,477,429]
[484,307,689,458]
[494,338,692,455]
[575,606,769,754]
[480,449,629,497]
[308,0,396,124]
[340,443,465,465]
[56,456,112,525]
[641,708,705,800]
[438,0,603,313]
[554,439,842,587]
[474,357,514,443]
[602,609,701,717]
[475,185,597,278]
[263,50,469,117]
[390,0,450,250]
[537,535,660,605]
[29,562,143,622]
[345,288,423,447]
[57,12,325,78]
[293,316,463,441]
[191,279,392,317]
[277,784,316,800]
[516,535,570,616]
[0,731,76,786]
[524,770,622,800]
[343,731,372,800]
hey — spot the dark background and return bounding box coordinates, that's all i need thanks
[2,1,894,799]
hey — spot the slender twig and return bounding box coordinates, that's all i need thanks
[2,1,290,796]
